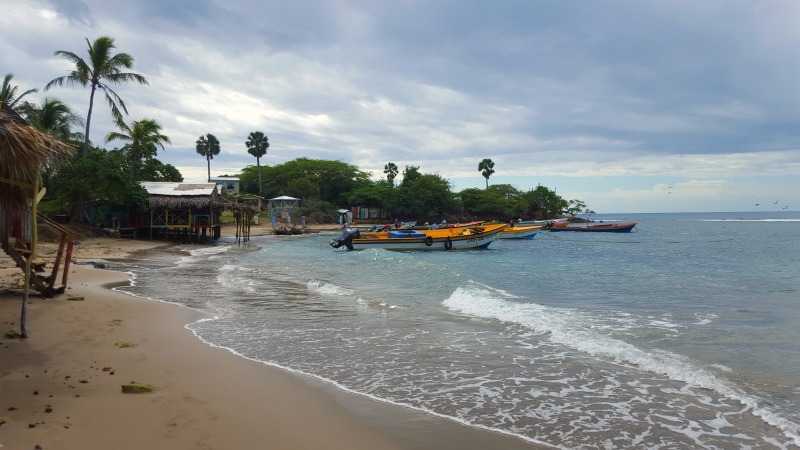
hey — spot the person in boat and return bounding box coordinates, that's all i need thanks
[429,221,439,230]
[394,219,401,228]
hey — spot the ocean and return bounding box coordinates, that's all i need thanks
[112,211,800,449]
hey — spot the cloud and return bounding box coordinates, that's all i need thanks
[3,0,799,212]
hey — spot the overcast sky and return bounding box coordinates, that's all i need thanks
[4,0,799,213]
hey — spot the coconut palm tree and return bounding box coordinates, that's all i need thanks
[479,158,495,189]
[1,73,38,110]
[196,133,221,182]
[105,119,171,182]
[45,36,148,154]
[18,97,84,142]
[245,131,269,194]
[384,162,398,186]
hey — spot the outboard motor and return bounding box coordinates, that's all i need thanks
[330,227,361,250]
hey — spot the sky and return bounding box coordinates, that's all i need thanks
[3,0,799,213]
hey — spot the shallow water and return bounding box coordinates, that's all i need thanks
[114,211,800,449]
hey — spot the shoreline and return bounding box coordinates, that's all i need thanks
[1,236,545,449]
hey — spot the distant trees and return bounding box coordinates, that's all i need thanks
[196,133,221,181]
[478,158,495,188]
[245,131,269,194]
[45,36,149,154]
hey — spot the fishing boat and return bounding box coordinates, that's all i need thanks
[499,225,542,239]
[516,218,568,227]
[548,221,637,233]
[330,223,507,250]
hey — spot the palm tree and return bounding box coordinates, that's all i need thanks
[1,73,38,110]
[478,158,495,189]
[245,131,269,194]
[45,36,148,154]
[105,119,171,182]
[384,162,398,186]
[18,97,84,142]
[196,133,221,182]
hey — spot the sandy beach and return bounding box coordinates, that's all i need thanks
[1,227,541,449]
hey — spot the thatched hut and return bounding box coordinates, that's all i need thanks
[134,181,226,242]
[1,103,73,238]
[1,101,75,336]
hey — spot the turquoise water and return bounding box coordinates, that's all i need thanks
[116,211,800,449]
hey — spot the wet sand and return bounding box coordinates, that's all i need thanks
[0,231,544,449]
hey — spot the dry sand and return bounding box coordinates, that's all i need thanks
[0,228,543,449]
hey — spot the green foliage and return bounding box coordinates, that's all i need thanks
[18,97,84,142]
[106,118,171,182]
[566,199,595,216]
[138,158,183,182]
[45,36,149,153]
[196,133,221,181]
[384,162,398,185]
[393,173,456,220]
[478,158,495,188]
[522,185,568,219]
[245,131,270,194]
[287,177,320,199]
[1,73,38,109]
[50,147,149,211]
[121,383,157,394]
[400,165,421,186]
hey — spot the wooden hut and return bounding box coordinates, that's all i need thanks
[1,102,75,337]
[134,181,225,242]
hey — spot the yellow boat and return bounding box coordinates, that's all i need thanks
[330,224,507,250]
[499,225,542,239]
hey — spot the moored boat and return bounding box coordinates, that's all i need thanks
[548,221,637,233]
[330,223,507,250]
[498,225,542,239]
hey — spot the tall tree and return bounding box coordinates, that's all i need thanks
[45,36,148,154]
[105,119,171,182]
[478,158,495,189]
[196,133,221,181]
[245,131,269,195]
[18,97,84,142]
[384,162,398,186]
[1,73,38,110]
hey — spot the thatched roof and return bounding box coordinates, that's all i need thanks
[1,102,75,237]
[140,181,224,209]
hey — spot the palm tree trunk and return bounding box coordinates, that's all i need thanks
[206,155,211,182]
[257,158,262,195]
[84,83,97,155]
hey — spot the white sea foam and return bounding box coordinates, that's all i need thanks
[442,283,800,446]
[306,279,354,296]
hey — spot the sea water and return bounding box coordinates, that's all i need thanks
[113,211,800,449]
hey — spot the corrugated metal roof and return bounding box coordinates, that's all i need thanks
[140,181,216,196]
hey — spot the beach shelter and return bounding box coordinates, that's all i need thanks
[267,196,300,229]
[1,102,75,337]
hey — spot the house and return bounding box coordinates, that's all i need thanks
[208,176,240,194]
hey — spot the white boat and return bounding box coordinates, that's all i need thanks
[330,224,506,250]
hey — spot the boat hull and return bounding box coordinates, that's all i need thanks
[548,222,637,233]
[342,224,507,250]
[499,225,541,239]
